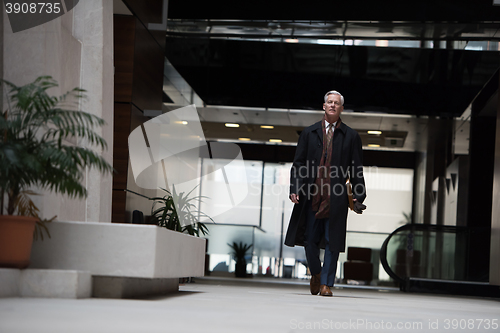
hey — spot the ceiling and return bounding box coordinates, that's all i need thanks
[117,0,495,152]
[162,103,470,154]
[167,0,500,22]
[166,20,500,44]
[164,37,499,116]
[162,1,495,152]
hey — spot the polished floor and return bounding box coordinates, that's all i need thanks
[1,277,499,333]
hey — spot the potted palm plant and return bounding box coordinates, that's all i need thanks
[149,187,211,237]
[228,241,252,278]
[0,76,113,268]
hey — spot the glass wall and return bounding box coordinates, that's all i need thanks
[256,163,305,277]
[202,158,414,284]
[199,159,263,226]
[348,167,414,233]
[201,158,259,276]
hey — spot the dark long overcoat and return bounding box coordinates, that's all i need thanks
[284,119,366,253]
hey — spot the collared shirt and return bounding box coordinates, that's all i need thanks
[325,120,337,135]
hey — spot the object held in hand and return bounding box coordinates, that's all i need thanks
[346,177,354,210]
[353,201,367,214]
[346,177,366,214]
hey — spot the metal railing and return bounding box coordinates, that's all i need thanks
[380,224,474,284]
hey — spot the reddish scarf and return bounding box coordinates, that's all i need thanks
[311,116,341,219]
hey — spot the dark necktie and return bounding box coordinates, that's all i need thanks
[326,123,333,151]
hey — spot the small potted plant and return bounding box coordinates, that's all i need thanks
[0,76,113,268]
[148,186,211,237]
[228,241,252,278]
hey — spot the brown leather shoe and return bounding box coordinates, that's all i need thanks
[310,273,321,295]
[319,285,333,296]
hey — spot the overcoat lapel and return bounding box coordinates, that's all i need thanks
[313,124,323,163]
[330,125,345,178]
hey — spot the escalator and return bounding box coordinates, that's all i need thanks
[380,224,499,297]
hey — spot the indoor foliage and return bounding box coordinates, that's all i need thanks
[150,187,211,237]
[0,76,113,237]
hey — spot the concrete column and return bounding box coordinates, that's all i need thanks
[466,89,496,282]
[490,74,500,286]
[0,0,3,113]
[73,0,114,222]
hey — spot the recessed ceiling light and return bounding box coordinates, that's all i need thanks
[260,125,274,129]
[375,40,389,47]
[238,138,251,141]
[367,130,382,135]
[181,120,188,125]
[225,123,240,128]
[368,144,380,147]
[269,139,282,143]
[317,39,344,45]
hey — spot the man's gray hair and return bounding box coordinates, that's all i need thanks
[324,90,344,105]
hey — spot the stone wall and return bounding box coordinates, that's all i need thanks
[2,1,113,222]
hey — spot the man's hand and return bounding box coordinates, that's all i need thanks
[290,193,299,204]
[353,199,366,214]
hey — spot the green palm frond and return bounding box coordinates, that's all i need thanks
[228,241,252,261]
[149,186,212,237]
[400,211,412,225]
[0,76,114,216]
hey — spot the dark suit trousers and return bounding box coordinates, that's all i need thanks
[304,201,340,287]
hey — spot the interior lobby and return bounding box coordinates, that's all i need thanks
[1,0,500,332]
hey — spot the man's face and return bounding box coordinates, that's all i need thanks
[323,94,343,122]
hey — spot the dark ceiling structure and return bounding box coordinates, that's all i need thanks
[165,0,500,117]
[168,0,500,21]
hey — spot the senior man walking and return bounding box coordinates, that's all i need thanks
[285,90,367,296]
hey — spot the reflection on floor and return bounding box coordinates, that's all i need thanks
[198,275,400,292]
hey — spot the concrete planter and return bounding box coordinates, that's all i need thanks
[26,221,206,298]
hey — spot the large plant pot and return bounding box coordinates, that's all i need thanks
[0,215,37,268]
[235,260,247,278]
